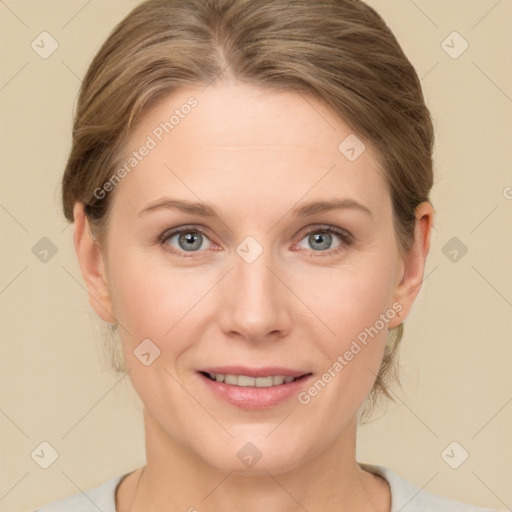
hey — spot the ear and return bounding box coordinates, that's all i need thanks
[72,202,116,324]
[388,201,434,329]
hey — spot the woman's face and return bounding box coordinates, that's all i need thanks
[76,81,431,473]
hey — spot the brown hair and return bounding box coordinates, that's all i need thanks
[61,0,434,422]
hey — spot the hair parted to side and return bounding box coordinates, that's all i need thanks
[61,0,434,423]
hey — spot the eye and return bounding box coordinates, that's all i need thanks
[159,225,213,257]
[158,224,353,258]
[295,225,353,257]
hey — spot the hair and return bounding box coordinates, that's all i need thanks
[61,0,434,423]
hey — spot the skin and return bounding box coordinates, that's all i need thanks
[73,80,433,512]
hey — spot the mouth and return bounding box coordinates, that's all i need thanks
[196,367,314,409]
[199,371,311,387]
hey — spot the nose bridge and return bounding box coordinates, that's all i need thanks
[218,237,291,340]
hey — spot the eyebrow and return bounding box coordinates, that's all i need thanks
[138,197,372,219]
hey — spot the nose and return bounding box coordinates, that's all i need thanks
[217,245,293,343]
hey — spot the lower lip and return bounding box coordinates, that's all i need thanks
[197,372,313,409]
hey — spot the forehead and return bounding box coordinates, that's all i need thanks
[110,81,391,220]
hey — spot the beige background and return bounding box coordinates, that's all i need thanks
[0,0,511,510]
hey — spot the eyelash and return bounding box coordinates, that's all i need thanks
[157,224,354,259]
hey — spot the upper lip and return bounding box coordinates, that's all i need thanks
[198,366,311,378]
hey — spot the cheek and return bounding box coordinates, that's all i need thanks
[296,257,395,346]
[297,275,392,418]
[108,248,199,326]
[293,255,395,399]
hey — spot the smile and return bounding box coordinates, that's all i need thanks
[197,369,314,409]
[201,372,306,387]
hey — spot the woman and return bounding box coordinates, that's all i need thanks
[35,0,503,510]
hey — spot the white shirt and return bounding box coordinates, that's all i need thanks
[33,463,504,511]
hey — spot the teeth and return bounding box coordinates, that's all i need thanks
[207,373,299,387]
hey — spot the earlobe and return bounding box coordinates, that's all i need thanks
[72,202,116,324]
[388,201,434,329]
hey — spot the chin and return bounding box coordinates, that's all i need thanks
[195,434,311,475]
